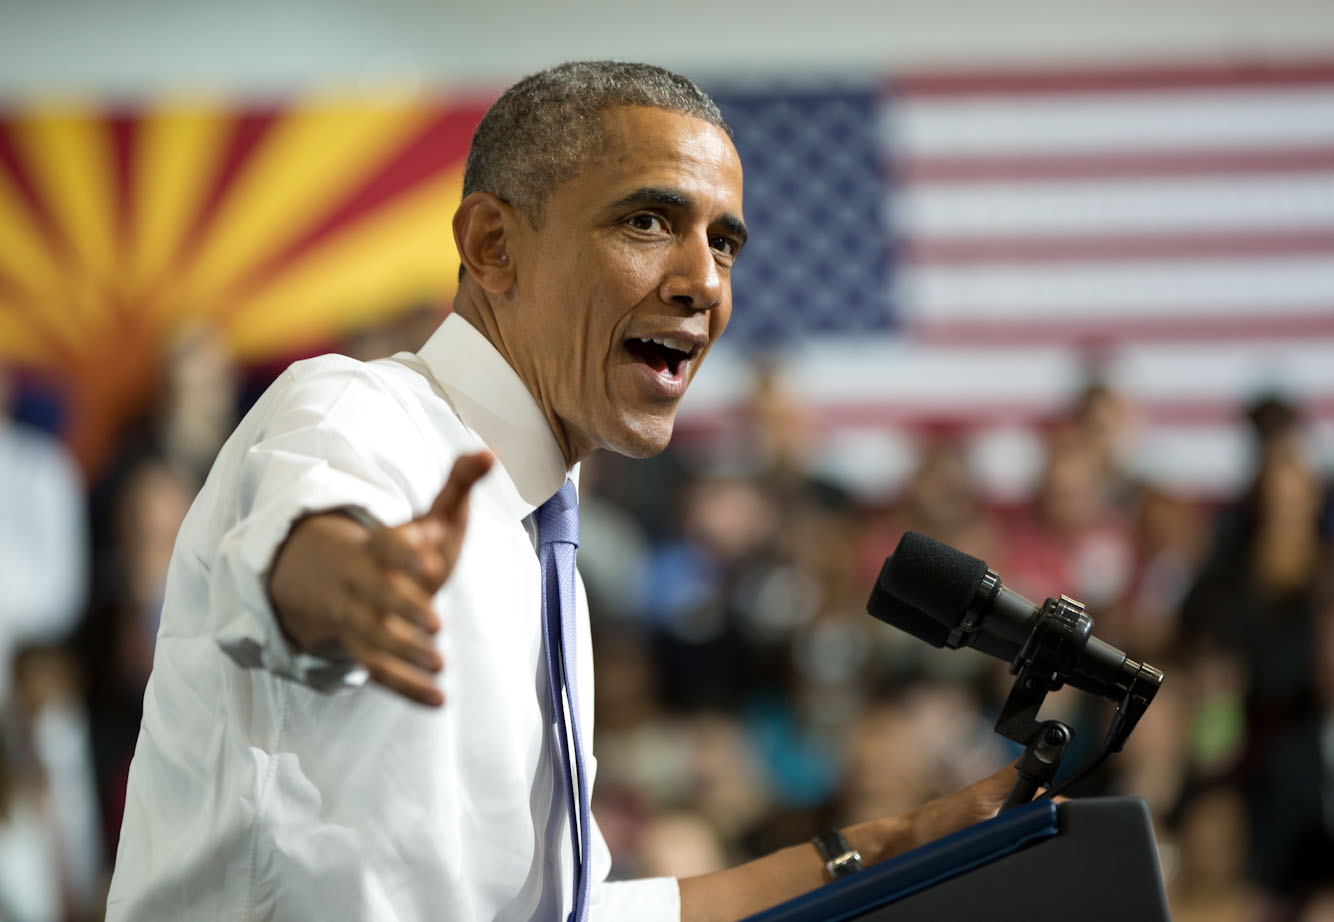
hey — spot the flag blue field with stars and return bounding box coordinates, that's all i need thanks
[685,63,1334,499]
[709,85,894,346]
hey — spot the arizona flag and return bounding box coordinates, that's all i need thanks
[0,94,490,471]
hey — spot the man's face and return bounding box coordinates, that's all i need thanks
[501,106,745,464]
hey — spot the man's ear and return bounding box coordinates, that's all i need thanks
[453,192,519,294]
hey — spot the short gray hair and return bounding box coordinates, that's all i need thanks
[462,61,730,226]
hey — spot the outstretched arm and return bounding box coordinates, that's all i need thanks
[678,762,1018,922]
[267,450,494,706]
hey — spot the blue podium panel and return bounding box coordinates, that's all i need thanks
[742,800,1059,922]
[741,798,1170,922]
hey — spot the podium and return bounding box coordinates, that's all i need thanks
[741,797,1171,922]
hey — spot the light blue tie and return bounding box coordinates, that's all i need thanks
[536,480,590,922]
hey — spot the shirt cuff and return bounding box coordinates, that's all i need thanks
[212,479,408,692]
[591,877,681,922]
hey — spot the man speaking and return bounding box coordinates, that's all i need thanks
[107,61,1014,921]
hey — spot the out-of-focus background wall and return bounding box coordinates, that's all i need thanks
[2,2,1334,920]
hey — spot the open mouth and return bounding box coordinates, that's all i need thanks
[625,336,696,378]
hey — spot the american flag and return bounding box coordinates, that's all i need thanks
[690,63,1334,497]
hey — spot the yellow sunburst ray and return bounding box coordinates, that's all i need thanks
[178,96,437,309]
[130,101,231,307]
[0,298,78,365]
[0,169,68,303]
[9,103,118,315]
[221,167,463,360]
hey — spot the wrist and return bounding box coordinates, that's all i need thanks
[268,511,368,651]
[844,814,912,867]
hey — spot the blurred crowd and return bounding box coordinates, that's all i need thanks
[2,306,1333,922]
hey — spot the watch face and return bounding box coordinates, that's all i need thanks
[814,831,863,879]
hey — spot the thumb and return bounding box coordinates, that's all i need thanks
[426,450,495,527]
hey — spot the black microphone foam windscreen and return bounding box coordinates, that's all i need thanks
[881,531,989,629]
[867,557,954,648]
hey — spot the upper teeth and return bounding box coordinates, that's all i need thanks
[644,336,693,354]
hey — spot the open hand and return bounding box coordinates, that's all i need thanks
[268,450,494,706]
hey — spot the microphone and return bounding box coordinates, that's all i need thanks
[868,530,1159,708]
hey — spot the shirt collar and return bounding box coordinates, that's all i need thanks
[417,313,571,515]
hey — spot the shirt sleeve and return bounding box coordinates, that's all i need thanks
[591,877,681,921]
[585,794,681,921]
[210,360,432,692]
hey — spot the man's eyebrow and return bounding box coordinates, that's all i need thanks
[720,214,748,247]
[610,186,689,210]
[610,186,748,245]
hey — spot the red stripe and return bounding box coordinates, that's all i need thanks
[905,311,1334,345]
[0,123,77,269]
[901,229,1334,264]
[896,147,1334,183]
[220,104,486,307]
[107,113,138,331]
[167,108,281,281]
[676,395,1334,441]
[107,111,137,264]
[893,59,1334,98]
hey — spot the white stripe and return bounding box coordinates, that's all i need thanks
[889,86,1334,157]
[683,339,1334,498]
[893,172,1334,238]
[778,338,1082,407]
[900,256,1334,320]
[691,337,1334,409]
[1129,424,1254,495]
[1114,339,1334,401]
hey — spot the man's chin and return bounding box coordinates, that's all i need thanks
[600,415,676,459]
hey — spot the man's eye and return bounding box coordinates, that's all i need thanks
[626,213,666,233]
[710,235,739,257]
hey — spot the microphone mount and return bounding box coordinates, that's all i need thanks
[992,590,1164,810]
[866,530,1166,809]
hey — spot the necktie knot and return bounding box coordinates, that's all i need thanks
[537,480,579,549]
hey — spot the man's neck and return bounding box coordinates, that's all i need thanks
[450,283,583,469]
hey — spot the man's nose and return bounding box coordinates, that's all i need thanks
[659,234,723,311]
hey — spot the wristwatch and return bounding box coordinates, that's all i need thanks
[811,829,864,880]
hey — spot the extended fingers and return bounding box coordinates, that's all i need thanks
[427,451,494,525]
[334,586,444,704]
[366,524,450,591]
[344,633,445,708]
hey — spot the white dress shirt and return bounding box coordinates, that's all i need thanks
[106,314,680,921]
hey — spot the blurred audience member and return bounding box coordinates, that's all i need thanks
[78,459,193,855]
[0,368,89,706]
[739,357,815,489]
[1178,394,1331,911]
[879,435,998,562]
[1112,484,1206,657]
[638,471,783,710]
[341,300,448,363]
[1248,584,1334,919]
[999,421,1135,612]
[1069,378,1139,510]
[1,646,102,922]
[0,731,63,922]
[1179,396,1326,757]
[639,810,730,879]
[1166,785,1261,922]
[158,324,240,488]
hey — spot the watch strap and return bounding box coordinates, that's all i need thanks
[811,828,864,880]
